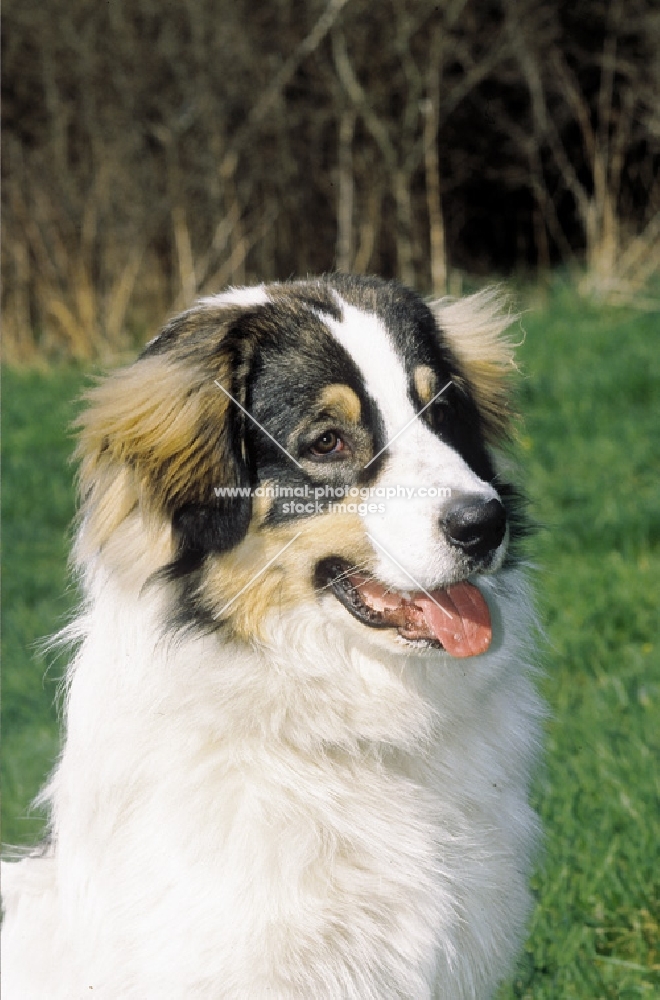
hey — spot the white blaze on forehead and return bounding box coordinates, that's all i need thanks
[324,296,417,438]
[143,286,271,351]
[197,285,270,309]
[323,293,501,590]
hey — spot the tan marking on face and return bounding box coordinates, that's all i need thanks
[201,513,373,642]
[288,381,372,469]
[413,365,438,406]
[251,481,274,523]
[316,384,361,424]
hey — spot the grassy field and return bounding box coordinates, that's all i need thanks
[2,367,85,845]
[2,286,659,996]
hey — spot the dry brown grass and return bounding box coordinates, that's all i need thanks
[3,0,658,361]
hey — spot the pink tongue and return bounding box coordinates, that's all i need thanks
[349,576,492,658]
[410,583,492,658]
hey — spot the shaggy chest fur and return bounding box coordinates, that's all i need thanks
[1,276,542,1000]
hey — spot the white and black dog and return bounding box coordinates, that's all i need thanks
[2,276,542,999]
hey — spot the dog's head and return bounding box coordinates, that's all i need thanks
[76,276,525,656]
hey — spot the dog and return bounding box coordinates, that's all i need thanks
[2,275,542,999]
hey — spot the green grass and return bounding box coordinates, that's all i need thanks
[2,286,659,996]
[497,286,660,998]
[2,368,86,844]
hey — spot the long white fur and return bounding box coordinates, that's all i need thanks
[1,288,542,1000]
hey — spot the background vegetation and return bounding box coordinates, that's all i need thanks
[3,0,659,360]
[2,1,658,996]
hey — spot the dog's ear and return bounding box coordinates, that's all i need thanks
[75,304,256,565]
[429,289,520,442]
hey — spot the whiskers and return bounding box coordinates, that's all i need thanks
[317,558,374,594]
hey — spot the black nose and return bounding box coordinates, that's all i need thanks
[442,495,507,560]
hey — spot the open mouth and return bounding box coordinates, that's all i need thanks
[314,557,492,658]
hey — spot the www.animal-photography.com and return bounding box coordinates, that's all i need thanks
[2,2,658,998]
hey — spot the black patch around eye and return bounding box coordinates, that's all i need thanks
[246,308,387,477]
[425,402,448,432]
[422,381,496,484]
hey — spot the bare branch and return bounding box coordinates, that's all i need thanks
[331,30,395,165]
[218,0,352,178]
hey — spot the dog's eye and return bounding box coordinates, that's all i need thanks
[428,404,446,429]
[310,430,345,456]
